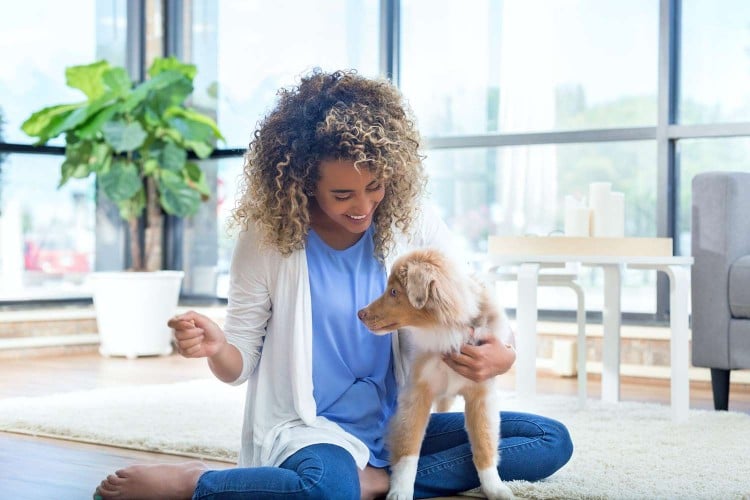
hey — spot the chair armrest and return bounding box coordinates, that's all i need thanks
[692,171,750,274]
[691,171,750,368]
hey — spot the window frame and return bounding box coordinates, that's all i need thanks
[3,0,750,321]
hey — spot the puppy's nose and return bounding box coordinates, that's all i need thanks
[357,309,367,320]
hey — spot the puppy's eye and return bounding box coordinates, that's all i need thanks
[390,288,397,297]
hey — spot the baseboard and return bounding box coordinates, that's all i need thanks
[0,333,100,350]
[537,358,750,385]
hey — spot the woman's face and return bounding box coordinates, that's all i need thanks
[312,159,386,236]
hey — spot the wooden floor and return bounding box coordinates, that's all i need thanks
[1,351,749,500]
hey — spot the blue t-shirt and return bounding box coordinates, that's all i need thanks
[305,226,397,466]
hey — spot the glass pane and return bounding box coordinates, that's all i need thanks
[0,154,95,300]
[425,141,658,314]
[400,0,658,136]
[676,137,750,254]
[679,0,750,124]
[181,157,243,299]
[426,142,658,250]
[217,157,246,298]
[185,0,381,149]
[0,0,128,144]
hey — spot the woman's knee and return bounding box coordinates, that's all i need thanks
[287,444,361,499]
[538,417,574,478]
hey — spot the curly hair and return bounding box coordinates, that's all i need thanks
[231,69,426,260]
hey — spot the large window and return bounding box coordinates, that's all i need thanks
[403,0,662,317]
[673,1,750,257]
[676,137,750,250]
[3,1,750,319]
[401,0,658,136]
[186,0,381,149]
[0,155,96,300]
[178,0,381,297]
[0,0,127,299]
[424,142,658,314]
[425,142,657,252]
[0,1,127,144]
[679,0,750,124]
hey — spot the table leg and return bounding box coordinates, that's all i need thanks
[665,264,690,422]
[515,263,540,398]
[601,264,624,403]
[572,283,587,406]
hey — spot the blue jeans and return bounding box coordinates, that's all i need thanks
[192,411,573,499]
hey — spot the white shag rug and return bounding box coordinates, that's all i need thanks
[1,380,749,500]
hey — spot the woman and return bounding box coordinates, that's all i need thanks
[95,69,572,500]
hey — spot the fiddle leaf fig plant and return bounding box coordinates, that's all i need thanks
[21,57,223,271]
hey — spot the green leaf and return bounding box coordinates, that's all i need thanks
[143,158,160,176]
[20,103,83,140]
[120,71,185,112]
[58,139,103,186]
[167,117,210,142]
[160,140,187,171]
[161,127,182,143]
[143,105,162,128]
[48,95,117,139]
[64,139,93,167]
[115,189,146,221]
[100,159,142,202]
[147,76,193,114]
[102,120,147,153]
[159,170,201,217]
[59,159,91,187]
[184,162,211,198]
[120,83,150,112]
[148,57,197,80]
[165,107,224,140]
[91,152,112,175]
[65,60,110,99]
[102,67,132,96]
[186,140,213,159]
[76,105,120,140]
[167,117,215,158]
[54,107,97,135]
[88,143,113,173]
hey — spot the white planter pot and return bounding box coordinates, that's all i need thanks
[89,271,184,358]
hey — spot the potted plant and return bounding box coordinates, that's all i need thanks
[21,57,224,358]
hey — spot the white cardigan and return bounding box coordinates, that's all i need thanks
[223,206,462,469]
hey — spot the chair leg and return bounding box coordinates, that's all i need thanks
[710,368,730,411]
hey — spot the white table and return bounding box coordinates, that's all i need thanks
[486,237,693,422]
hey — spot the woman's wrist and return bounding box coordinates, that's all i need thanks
[492,341,516,376]
[208,341,243,383]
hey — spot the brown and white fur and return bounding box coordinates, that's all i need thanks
[357,248,514,500]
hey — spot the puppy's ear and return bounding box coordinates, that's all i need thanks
[406,261,435,309]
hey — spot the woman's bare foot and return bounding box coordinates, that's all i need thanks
[358,465,390,500]
[94,461,207,500]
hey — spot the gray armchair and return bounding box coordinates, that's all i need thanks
[691,171,750,410]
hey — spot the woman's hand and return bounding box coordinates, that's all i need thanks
[442,332,516,383]
[168,310,226,359]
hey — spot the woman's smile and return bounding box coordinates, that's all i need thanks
[312,159,386,241]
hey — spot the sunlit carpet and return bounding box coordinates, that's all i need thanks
[1,379,749,499]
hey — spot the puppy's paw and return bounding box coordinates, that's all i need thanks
[387,456,418,500]
[482,481,514,500]
[386,489,414,500]
[478,468,514,500]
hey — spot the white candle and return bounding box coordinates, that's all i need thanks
[588,182,611,237]
[608,192,625,237]
[564,206,591,237]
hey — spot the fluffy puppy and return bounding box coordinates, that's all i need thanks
[357,248,513,500]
